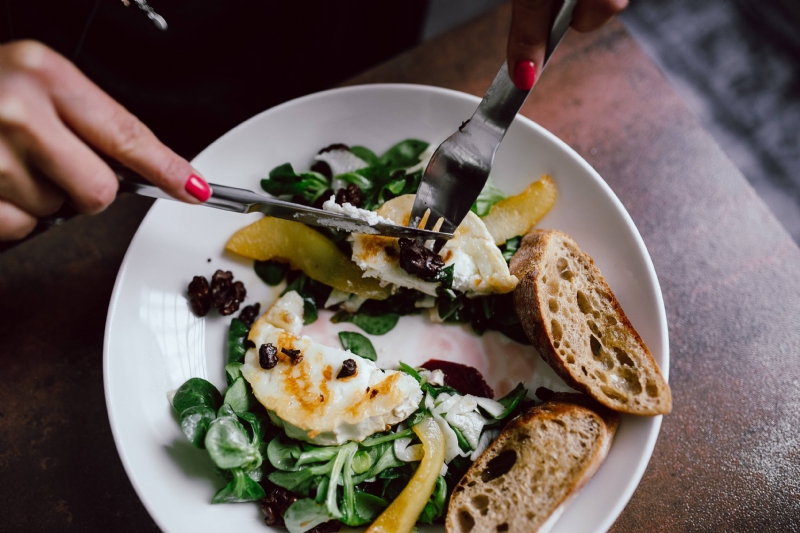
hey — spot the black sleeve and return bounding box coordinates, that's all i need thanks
[1,0,427,158]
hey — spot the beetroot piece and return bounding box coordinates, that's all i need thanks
[421,359,494,399]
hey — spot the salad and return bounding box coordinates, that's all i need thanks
[170,139,557,532]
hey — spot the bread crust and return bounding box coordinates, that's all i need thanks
[445,396,619,533]
[510,229,672,415]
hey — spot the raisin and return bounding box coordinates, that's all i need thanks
[220,281,246,315]
[421,359,494,398]
[231,281,246,302]
[318,143,349,154]
[210,270,247,316]
[311,160,333,179]
[261,481,298,528]
[259,343,278,369]
[281,347,303,365]
[337,359,357,379]
[309,521,342,533]
[217,288,245,315]
[188,276,211,317]
[191,271,247,317]
[210,270,233,307]
[260,480,342,532]
[398,238,445,281]
[334,183,363,208]
[238,303,261,327]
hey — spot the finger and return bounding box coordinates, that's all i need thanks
[0,198,37,241]
[0,139,65,217]
[507,0,557,90]
[1,41,211,203]
[0,77,118,215]
[571,0,628,33]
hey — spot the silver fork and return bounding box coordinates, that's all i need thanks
[409,0,577,251]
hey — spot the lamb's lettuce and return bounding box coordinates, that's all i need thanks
[281,271,333,325]
[470,179,506,216]
[436,289,530,345]
[260,140,428,213]
[349,146,380,166]
[499,236,521,264]
[173,364,528,523]
[211,467,266,503]
[260,163,330,204]
[332,310,400,335]
[284,498,337,533]
[417,475,447,523]
[267,437,303,471]
[179,406,216,448]
[172,378,222,415]
[227,318,249,364]
[483,383,529,424]
[224,362,244,386]
[254,260,288,286]
[205,415,262,471]
[223,376,255,413]
[378,139,429,170]
[338,331,378,361]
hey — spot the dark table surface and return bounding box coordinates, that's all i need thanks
[2,4,799,532]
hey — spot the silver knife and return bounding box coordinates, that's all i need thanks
[117,174,453,241]
[409,0,577,251]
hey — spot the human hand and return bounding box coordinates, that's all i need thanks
[0,40,211,241]
[507,0,628,89]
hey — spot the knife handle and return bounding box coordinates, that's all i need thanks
[546,0,578,66]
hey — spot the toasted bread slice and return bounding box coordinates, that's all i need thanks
[446,392,619,533]
[510,229,671,415]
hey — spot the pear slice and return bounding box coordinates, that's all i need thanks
[226,217,391,300]
[482,175,557,245]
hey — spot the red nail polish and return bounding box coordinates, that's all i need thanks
[513,61,537,90]
[185,174,211,202]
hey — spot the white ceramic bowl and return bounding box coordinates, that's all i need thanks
[104,84,667,533]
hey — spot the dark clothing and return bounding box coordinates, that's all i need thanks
[1,0,427,158]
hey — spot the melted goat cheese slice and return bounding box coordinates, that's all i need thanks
[351,195,518,297]
[241,292,423,445]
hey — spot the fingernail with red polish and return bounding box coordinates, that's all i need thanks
[185,174,211,202]
[513,61,537,90]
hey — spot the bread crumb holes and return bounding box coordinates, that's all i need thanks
[459,510,475,532]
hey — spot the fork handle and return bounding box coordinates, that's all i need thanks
[546,0,578,66]
[470,0,577,137]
